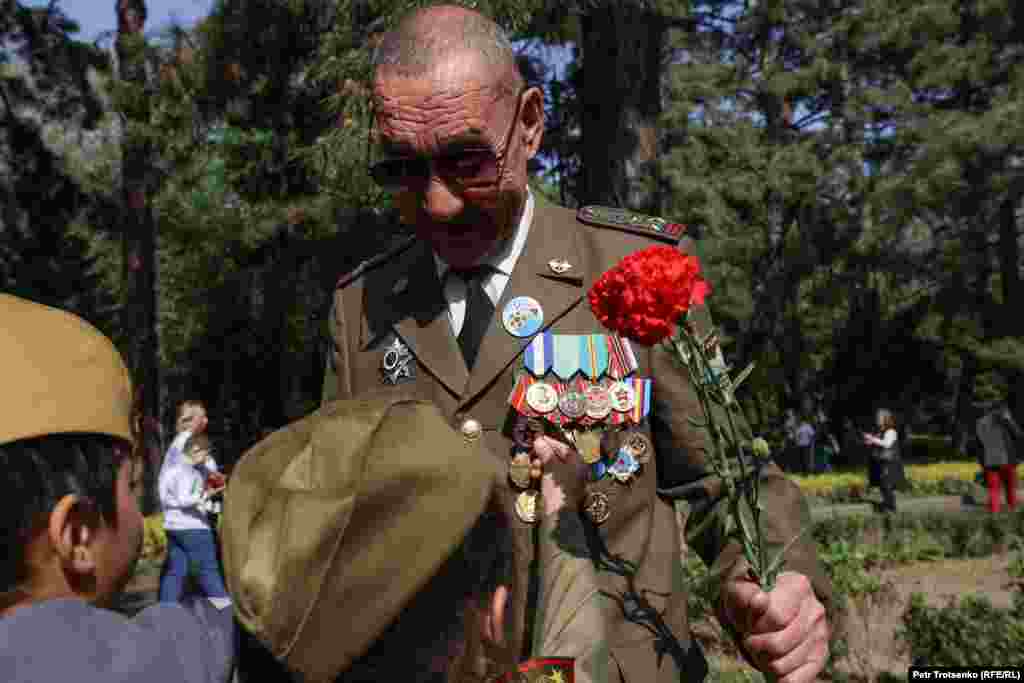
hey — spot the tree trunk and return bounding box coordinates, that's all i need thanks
[116,0,160,486]
[998,195,1021,337]
[578,5,666,211]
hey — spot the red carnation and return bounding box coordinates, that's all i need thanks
[588,246,710,346]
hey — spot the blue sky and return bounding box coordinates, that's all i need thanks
[27,0,215,42]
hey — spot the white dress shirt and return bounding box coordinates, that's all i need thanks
[434,190,534,337]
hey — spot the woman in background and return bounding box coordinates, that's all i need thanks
[863,409,900,513]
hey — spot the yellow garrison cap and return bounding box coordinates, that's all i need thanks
[0,294,134,447]
[221,395,502,683]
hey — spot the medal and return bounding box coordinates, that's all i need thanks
[558,390,586,420]
[624,432,652,464]
[508,452,532,489]
[515,490,539,524]
[608,381,636,412]
[526,381,559,414]
[380,336,415,385]
[502,296,544,338]
[584,384,612,420]
[583,491,611,525]
[574,430,603,465]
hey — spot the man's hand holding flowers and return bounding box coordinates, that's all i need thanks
[589,246,829,683]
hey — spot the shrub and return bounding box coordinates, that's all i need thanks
[141,514,167,562]
[899,593,1024,667]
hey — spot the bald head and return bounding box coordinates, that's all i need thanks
[372,4,523,95]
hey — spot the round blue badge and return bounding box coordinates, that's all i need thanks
[502,296,544,338]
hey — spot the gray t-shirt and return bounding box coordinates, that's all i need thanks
[0,597,235,683]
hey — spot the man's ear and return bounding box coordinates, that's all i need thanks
[520,86,545,159]
[482,584,509,645]
[48,495,98,574]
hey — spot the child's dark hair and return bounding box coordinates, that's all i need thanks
[184,432,212,462]
[0,433,132,594]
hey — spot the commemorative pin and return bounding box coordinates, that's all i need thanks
[502,296,544,338]
[525,381,559,414]
[547,258,572,274]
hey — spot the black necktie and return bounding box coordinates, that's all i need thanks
[448,265,496,369]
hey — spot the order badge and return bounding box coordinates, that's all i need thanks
[502,296,545,338]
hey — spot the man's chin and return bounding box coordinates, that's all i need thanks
[435,240,494,268]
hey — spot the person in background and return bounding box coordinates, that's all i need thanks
[795,416,817,474]
[862,409,900,513]
[975,402,1021,513]
[158,401,230,605]
[0,294,234,683]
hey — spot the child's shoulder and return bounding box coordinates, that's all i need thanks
[0,598,235,682]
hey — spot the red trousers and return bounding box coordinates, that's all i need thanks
[984,464,1018,512]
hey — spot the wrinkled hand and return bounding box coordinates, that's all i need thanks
[531,435,589,516]
[720,571,830,683]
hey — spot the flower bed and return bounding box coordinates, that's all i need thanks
[793,461,1018,505]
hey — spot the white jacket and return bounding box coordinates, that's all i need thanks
[159,431,220,531]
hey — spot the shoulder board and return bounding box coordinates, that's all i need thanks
[576,205,686,244]
[336,234,417,289]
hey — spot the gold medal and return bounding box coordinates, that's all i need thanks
[575,430,603,465]
[624,432,652,464]
[508,452,532,489]
[515,490,539,524]
[583,490,611,525]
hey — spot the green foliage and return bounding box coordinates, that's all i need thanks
[813,509,1024,559]
[899,593,1024,667]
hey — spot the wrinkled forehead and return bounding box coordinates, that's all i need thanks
[371,57,512,142]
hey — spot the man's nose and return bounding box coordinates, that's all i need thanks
[421,171,463,221]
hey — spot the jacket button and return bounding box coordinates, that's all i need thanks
[460,418,482,442]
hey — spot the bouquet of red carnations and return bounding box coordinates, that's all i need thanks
[589,245,787,592]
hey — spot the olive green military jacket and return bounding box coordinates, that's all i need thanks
[322,198,833,683]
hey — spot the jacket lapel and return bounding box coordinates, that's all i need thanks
[460,202,586,405]
[360,240,469,398]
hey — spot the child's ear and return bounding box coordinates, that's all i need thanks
[48,495,99,574]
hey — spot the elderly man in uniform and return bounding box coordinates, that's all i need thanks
[322,5,833,682]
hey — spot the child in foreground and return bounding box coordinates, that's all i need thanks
[0,294,234,683]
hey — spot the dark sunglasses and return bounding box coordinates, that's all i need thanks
[367,86,526,193]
